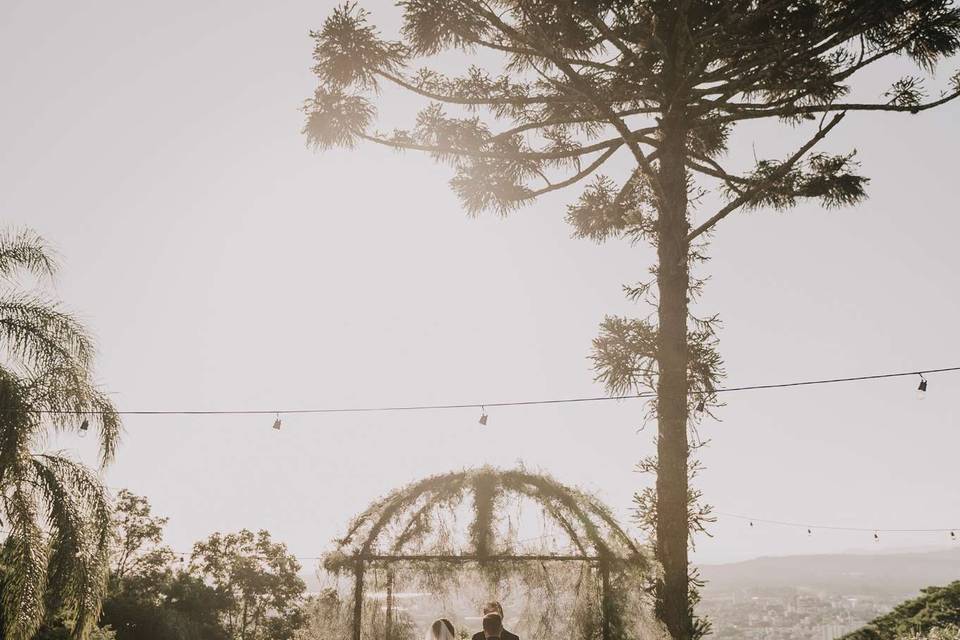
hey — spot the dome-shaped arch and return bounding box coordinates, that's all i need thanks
[324,468,658,640]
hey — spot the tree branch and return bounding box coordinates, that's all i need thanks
[377,70,574,107]
[488,112,658,143]
[687,113,846,242]
[685,157,748,192]
[525,142,624,198]
[474,2,667,206]
[578,8,647,66]
[358,131,622,161]
[712,87,960,123]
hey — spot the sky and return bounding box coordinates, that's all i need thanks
[1,1,958,567]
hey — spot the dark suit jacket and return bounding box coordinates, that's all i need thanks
[472,631,519,640]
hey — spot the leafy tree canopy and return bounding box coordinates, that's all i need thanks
[844,582,960,640]
[100,489,230,640]
[190,529,307,640]
[110,489,170,582]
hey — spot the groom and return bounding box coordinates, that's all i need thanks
[472,601,519,640]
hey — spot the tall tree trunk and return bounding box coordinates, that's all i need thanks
[655,8,693,636]
[656,127,691,640]
[655,117,691,639]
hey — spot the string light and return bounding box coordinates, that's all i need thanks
[696,399,706,413]
[39,362,954,560]
[26,365,960,418]
[71,508,954,564]
[718,512,959,542]
[68,502,947,563]
[79,418,89,438]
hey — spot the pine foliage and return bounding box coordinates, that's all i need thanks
[305,1,960,225]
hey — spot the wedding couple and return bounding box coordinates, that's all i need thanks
[425,601,519,640]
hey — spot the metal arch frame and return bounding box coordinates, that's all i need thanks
[332,469,644,640]
[347,554,619,640]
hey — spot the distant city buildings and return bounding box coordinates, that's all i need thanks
[699,588,897,640]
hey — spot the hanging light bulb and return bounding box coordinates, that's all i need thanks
[272,414,282,430]
[951,531,956,541]
[696,399,706,413]
[873,532,880,542]
[478,406,488,426]
[917,374,928,399]
[79,418,89,438]
[749,521,754,528]
[807,529,812,536]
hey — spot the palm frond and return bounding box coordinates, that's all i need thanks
[0,227,118,639]
[0,228,57,281]
[0,294,94,373]
[30,454,89,590]
[30,454,111,639]
[1,484,50,640]
[0,367,36,470]
[23,365,121,466]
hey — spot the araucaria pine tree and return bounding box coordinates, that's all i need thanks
[303,2,960,638]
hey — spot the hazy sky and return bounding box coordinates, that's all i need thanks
[2,1,958,566]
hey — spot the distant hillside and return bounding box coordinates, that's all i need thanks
[298,548,960,599]
[699,548,960,597]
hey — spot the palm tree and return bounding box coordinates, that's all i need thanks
[0,228,121,639]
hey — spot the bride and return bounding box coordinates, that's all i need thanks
[425,618,457,640]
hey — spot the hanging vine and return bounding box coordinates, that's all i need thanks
[322,468,666,640]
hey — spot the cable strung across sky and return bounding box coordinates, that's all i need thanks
[714,512,959,535]
[35,364,960,416]
[160,516,958,562]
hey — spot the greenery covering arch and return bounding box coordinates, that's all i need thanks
[324,467,662,640]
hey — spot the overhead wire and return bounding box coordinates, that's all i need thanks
[29,365,960,417]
